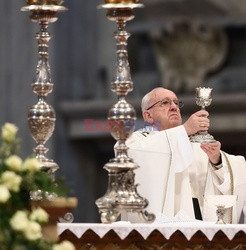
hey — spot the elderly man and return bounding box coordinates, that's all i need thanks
[123,87,246,223]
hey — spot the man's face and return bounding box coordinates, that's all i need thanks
[143,89,182,130]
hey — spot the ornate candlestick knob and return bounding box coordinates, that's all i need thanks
[190,87,216,143]
[21,1,67,200]
[96,1,155,223]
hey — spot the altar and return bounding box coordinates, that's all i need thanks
[58,222,246,249]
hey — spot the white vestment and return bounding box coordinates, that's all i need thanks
[121,125,246,223]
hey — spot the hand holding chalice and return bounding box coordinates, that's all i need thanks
[190,87,216,143]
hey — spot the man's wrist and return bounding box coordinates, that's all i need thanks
[210,155,222,169]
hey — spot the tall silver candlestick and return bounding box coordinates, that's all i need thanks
[21,0,67,200]
[190,87,216,143]
[96,0,155,223]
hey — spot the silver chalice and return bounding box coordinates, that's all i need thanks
[190,87,216,143]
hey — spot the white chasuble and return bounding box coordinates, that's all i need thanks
[121,125,246,223]
[122,125,195,222]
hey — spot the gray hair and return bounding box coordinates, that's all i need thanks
[141,87,165,112]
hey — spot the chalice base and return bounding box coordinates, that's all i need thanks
[189,131,216,143]
[216,206,226,224]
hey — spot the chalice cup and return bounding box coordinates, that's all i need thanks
[189,87,216,143]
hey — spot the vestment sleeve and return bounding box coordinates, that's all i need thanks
[209,152,246,223]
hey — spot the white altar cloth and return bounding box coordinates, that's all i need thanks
[58,222,246,241]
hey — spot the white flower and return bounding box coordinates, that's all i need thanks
[1,171,22,192]
[53,241,76,250]
[30,207,49,223]
[23,221,42,241]
[10,210,29,231]
[0,184,10,203]
[5,155,23,172]
[1,123,18,142]
[23,158,40,172]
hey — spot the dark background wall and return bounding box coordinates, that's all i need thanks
[1,0,246,223]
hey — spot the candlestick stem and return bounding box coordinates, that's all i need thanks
[21,3,67,200]
[96,3,154,223]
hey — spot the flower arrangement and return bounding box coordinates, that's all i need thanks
[0,123,75,250]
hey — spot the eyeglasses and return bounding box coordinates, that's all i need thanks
[146,98,184,110]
